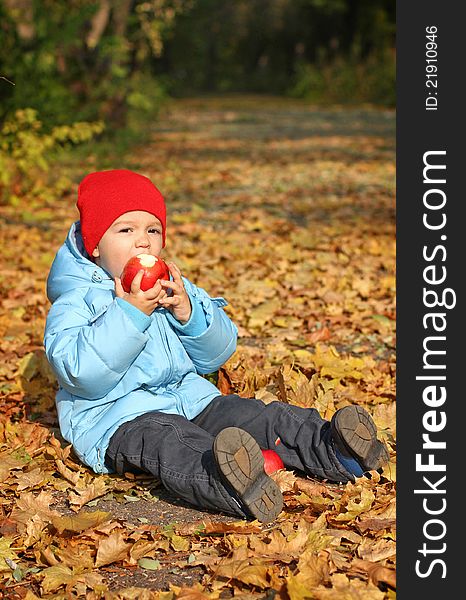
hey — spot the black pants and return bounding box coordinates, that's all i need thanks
[104,395,352,517]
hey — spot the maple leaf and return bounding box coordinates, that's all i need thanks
[23,514,49,548]
[68,477,110,511]
[203,521,261,535]
[23,591,42,600]
[10,490,59,528]
[54,542,96,570]
[254,525,313,562]
[14,466,50,491]
[334,486,376,522]
[0,453,29,483]
[40,564,104,594]
[294,477,336,498]
[355,517,396,534]
[310,344,376,383]
[170,583,219,599]
[351,558,396,589]
[270,467,298,492]
[50,510,112,534]
[55,458,81,485]
[0,537,20,573]
[95,530,132,567]
[48,435,73,462]
[312,572,386,599]
[215,556,271,588]
[128,540,163,564]
[357,538,396,562]
[286,551,331,597]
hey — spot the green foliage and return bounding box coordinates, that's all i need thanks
[0,2,95,127]
[0,109,105,206]
[126,72,169,128]
[289,49,395,106]
[0,0,395,159]
[0,1,182,131]
[159,0,395,104]
[202,371,219,386]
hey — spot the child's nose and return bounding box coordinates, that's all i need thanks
[135,233,150,247]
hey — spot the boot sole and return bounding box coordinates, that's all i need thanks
[213,427,283,523]
[332,406,389,472]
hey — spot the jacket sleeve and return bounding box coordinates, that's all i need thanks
[44,294,150,400]
[165,279,238,374]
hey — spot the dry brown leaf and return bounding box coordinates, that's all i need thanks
[288,549,332,595]
[23,515,48,548]
[351,558,396,589]
[308,326,332,344]
[23,591,42,600]
[128,540,162,563]
[95,530,132,567]
[326,528,362,545]
[0,453,28,483]
[41,564,104,594]
[355,518,396,534]
[14,467,49,491]
[48,436,73,461]
[249,526,309,560]
[10,490,59,527]
[55,458,81,485]
[334,486,375,522]
[215,557,271,588]
[54,543,96,570]
[203,521,261,535]
[68,477,110,511]
[0,537,20,573]
[51,510,112,534]
[270,467,298,492]
[357,538,396,562]
[174,584,219,599]
[312,572,386,599]
[295,478,335,498]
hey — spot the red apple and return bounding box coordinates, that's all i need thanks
[120,254,170,292]
[261,449,284,475]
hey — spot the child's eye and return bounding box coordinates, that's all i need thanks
[119,228,132,233]
[148,228,161,234]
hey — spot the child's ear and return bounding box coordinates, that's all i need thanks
[92,247,100,258]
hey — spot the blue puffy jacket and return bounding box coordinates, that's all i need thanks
[44,222,238,473]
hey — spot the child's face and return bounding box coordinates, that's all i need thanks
[91,211,164,278]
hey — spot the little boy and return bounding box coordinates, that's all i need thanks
[44,169,388,523]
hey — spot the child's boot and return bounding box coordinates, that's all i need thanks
[213,427,283,523]
[331,405,389,475]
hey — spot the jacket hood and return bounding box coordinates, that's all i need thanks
[47,221,114,303]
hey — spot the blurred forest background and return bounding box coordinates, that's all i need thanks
[0,0,395,206]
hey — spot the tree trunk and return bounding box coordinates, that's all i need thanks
[113,0,133,37]
[86,0,111,49]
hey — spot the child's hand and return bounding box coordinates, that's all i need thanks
[114,270,168,316]
[159,262,192,324]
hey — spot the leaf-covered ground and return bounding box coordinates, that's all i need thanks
[0,96,396,599]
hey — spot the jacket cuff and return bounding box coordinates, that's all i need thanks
[165,295,208,337]
[116,298,151,332]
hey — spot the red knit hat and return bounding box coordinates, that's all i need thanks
[77,169,166,256]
